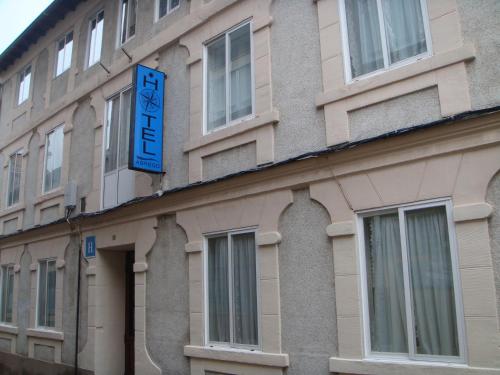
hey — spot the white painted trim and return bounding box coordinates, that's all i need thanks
[202,20,255,135]
[338,0,433,83]
[155,0,180,22]
[85,9,104,70]
[356,198,467,364]
[54,30,74,78]
[203,227,261,350]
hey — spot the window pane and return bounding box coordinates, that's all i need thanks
[23,68,31,102]
[5,267,14,323]
[232,233,258,345]
[63,33,73,71]
[382,0,427,64]
[105,96,120,173]
[159,0,168,18]
[229,24,252,121]
[38,261,47,327]
[128,0,136,38]
[206,36,226,131]
[208,236,230,343]
[95,14,104,61]
[405,206,459,356]
[121,0,129,44]
[56,41,65,76]
[118,90,132,168]
[44,126,63,192]
[364,213,408,353]
[46,260,56,327]
[170,0,180,10]
[8,152,22,206]
[345,0,384,77]
[89,19,97,66]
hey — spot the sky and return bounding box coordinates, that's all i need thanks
[0,0,55,54]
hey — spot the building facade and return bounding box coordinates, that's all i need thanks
[0,0,499,374]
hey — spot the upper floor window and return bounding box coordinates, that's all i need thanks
[103,87,135,209]
[55,31,73,76]
[37,259,56,328]
[206,230,258,348]
[359,200,464,361]
[43,125,64,193]
[119,0,136,45]
[18,65,31,105]
[204,22,253,133]
[158,0,180,19]
[0,264,14,324]
[6,150,22,207]
[340,0,431,80]
[87,10,104,68]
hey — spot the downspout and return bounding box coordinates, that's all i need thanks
[66,208,82,375]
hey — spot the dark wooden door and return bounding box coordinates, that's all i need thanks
[124,251,135,375]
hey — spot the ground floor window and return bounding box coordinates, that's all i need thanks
[0,264,14,323]
[37,259,56,328]
[359,200,464,361]
[206,229,258,347]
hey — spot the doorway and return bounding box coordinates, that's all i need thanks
[96,249,135,375]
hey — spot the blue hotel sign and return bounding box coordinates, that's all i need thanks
[85,236,96,258]
[129,64,165,173]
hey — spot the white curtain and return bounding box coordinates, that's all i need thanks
[405,207,459,356]
[345,0,384,77]
[208,237,230,342]
[365,213,408,353]
[232,233,258,345]
[382,0,427,64]
[207,37,226,131]
[229,23,252,121]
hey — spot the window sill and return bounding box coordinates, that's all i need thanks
[183,110,279,152]
[315,43,475,108]
[329,358,500,375]
[26,328,64,341]
[35,187,64,206]
[184,345,289,368]
[0,324,18,335]
[0,204,26,219]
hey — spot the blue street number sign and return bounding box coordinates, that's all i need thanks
[85,236,96,258]
[129,64,165,173]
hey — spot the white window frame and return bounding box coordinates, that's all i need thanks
[117,0,137,46]
[155,0,180,21]
[54,31,73,77]
[17,65,31,105]
[202,20,255,135]
[203,227,261,350]
[86,10,104,69]
[338,0,433,83]
[0,264,14,324]
[36,258,57,329]
[42,124,64,194]
[6,149,23,208]
[357,198,467,364]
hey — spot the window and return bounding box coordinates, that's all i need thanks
[206,230,258,347]
[119,0,136,45]
[43,125,64,193]
[158,0,180,19]
[340,0,431,80]
[359,200,464,361]
[18,65,31,104]
[0,265,14,324]
[6,150,22,207]
[103,87,135,208]
[55,31,73,76]
[87,10,104,67]
[204,22,253,133]
[37,259,56,328]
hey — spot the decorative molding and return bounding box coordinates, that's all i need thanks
[453,202,493,223]
[133,262,148,273]
[26,328,64,341]
[185,241,203,253]
[326,221,355,237]
[184,345,289,368]
[256,231,282,246]
[0,324,19,335]
[85,266,96,276]
[55,259,65,269]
